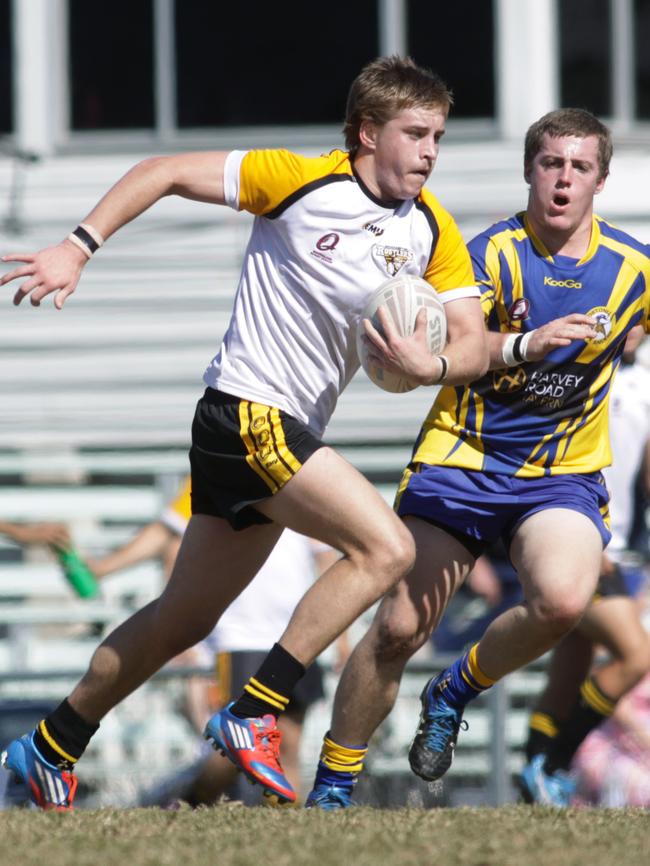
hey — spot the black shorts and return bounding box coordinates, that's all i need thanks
[189,388,324,530]
[215,650,325,714]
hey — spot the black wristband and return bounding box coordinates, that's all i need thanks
[72,225,100,254]
[512,333,526,363]
[437,354,448,382]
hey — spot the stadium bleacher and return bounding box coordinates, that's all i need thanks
[2,139,650,808]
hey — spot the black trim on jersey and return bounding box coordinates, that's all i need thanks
[351,164,403,210]
[415,197,441,265]
[265,173,354,220]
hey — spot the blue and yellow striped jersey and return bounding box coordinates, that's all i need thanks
[411,212,650,476]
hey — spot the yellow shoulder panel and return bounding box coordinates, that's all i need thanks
[419,188,475,294]
[238,149,353,215]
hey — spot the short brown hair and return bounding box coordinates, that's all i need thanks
[524,108,613,181]
[344,55,453,155]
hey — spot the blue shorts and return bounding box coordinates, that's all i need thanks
[395,464,611,556]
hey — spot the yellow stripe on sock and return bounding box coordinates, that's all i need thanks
[580,678,616,717]
[529,712,559,738]
[320,735,367,775]
[466,643,497,689]
[248,677,290,707]
[244,683,287,712]
[38,721,77,764]
[461,669,484,692]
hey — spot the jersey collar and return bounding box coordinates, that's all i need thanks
[523,212,601,266]
[351,163,404,210]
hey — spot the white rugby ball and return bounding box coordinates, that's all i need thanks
[356,273,447,393]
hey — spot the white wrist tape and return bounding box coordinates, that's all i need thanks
[434,354,449,384]
[502,331,534,366]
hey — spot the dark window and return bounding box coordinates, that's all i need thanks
[407,0,495,118]
[634,0,650,118]
[0,0,12,133]
[69,0,154,129]
[559,0,611,116]
[175,1,378,127]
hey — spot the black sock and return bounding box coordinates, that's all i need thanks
[229,643,305,719]
[525,711,559,762]
[33,698,99,768]
[546,677,615,772]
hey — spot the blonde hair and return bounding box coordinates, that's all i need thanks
[344,55,453,155]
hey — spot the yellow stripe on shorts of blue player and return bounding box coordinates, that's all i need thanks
[238,401,303,493]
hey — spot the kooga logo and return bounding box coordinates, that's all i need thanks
[544,277,582,288]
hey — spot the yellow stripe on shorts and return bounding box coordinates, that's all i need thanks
[238,401,302,493]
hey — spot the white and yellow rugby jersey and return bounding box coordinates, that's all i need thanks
[203,148,477,437]
[412,212,650,476]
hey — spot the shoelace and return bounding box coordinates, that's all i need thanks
[419,705,467,751]
[253,722,283,768]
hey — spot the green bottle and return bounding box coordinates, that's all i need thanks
[54,547,100,598]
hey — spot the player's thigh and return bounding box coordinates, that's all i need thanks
[156,514,283,632]
[579,596,648,657]
[374,515,476,642]
[255,446,412,560]
[511,507,602,610]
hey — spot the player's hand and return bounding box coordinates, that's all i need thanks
[16,522,72,549]
[362,307,442,385]
[1,240,89,308]
[525,313,597,361]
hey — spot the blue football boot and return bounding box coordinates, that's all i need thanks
[305,782,353,810]
[518,754,575,807]
[408,672,467,781]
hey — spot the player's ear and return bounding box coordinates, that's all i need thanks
[594,170,608,195]
[523,162,532,184]
[359,119,378,151]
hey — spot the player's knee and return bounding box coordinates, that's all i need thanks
[530,593,588,637]
[367,522,415,591]
[373,616,425,662]
[621,639,650,684]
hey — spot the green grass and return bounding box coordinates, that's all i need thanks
[0,805,647,866]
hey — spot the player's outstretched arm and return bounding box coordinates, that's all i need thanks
[1,151,229,309]
[488,313,597,370]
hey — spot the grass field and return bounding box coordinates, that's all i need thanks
[0,804,646,866]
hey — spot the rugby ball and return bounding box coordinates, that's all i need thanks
[356,274,447,393]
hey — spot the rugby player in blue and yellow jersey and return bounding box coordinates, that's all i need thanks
[307,108,650,808]
[0,56,488,809]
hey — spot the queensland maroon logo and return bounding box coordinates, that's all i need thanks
[311,232,341,264]
[508,298,530,321]
[316,233,340,251]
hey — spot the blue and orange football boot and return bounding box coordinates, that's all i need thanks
[1,732,78,810]
[204,703,295,803]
